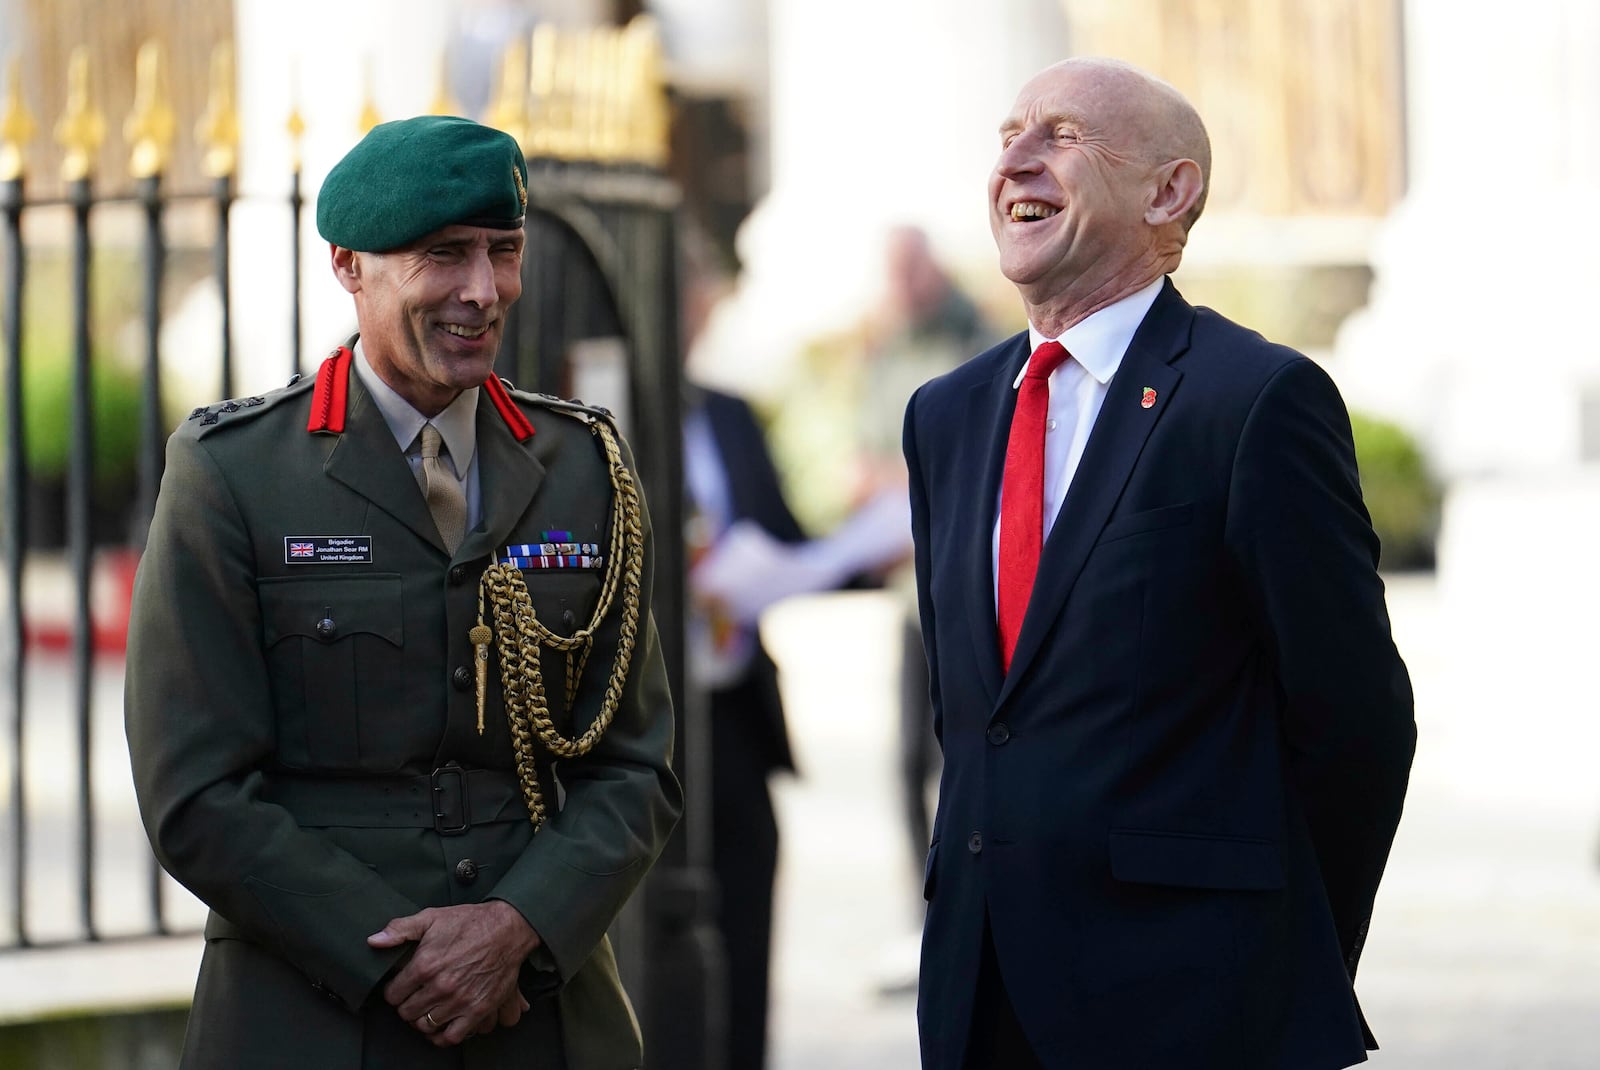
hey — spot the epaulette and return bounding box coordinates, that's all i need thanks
[185,372,314,436]
[499,377,618,428]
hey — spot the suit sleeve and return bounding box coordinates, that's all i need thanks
[1224,356,1416,977]
[902,386,944,747]
[484,435,683,980]
[124,432,417,1010]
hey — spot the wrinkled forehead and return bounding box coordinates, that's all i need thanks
[1001,62,1150,135]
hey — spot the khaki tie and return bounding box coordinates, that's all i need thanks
[418,423,467,553]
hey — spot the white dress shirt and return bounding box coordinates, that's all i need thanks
[991,276,1165,608]
[352,342,484,531]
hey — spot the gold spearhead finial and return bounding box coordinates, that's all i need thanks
[487,39,530,149]
[196,42,239,178]
[527,24,559,158]
[358,59,382,134]
[595,27,626,163]
[285,63,306,171]
[620,16,669,167]
[55,48,106,182]
[125,40,176,179]
[430,54,460,117]
[1,55,36,181]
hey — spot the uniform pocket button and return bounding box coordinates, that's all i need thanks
[455,859,479,885]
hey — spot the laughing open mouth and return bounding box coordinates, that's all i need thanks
[1009,201,1060,222]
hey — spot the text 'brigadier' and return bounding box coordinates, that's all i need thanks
[124,115,682,1070]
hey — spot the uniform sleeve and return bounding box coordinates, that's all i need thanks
[124,432,418,1010]
[1224,356,1417,976]
[483,435,683,980]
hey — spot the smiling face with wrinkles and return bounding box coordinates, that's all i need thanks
[332,224,525,416]
[989,58,1207,333]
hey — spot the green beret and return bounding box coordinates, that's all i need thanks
[317,116,528,252]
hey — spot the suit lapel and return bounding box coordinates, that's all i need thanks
[459,396,546,564]
[996,283,1192,709]
[323,375,445,552]
[961,335,1031,702]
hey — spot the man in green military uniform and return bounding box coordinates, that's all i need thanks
[125,116,681,1069]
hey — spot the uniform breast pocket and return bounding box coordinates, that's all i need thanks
[259,574,405,770]
[516,571,604,726]
[520,572,602,636]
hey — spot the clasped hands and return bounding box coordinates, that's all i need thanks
[367,898,543,1048]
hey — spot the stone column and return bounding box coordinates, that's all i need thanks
[1333,0,1600,477]
[1333,0,1600,812]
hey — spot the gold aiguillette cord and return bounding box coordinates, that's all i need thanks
[469,552,495,734]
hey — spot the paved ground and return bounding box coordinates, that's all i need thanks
[2,574,1598,1066]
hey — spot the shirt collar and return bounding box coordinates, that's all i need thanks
[1018,275,1166,388]
[352,340,479,471]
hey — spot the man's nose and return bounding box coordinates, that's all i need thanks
[995,135,1042,177]
[458,251,499,307]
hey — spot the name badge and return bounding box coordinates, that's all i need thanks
[284,536,373,564]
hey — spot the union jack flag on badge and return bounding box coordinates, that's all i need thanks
[288,542,316,558]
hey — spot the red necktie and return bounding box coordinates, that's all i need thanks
[998,341,1070,671]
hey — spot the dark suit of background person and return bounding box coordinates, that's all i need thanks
[903,59,1415,1070]
[684,384,802,1070]
[124,118,680,1069]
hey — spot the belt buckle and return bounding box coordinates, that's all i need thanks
[431,763,470,836]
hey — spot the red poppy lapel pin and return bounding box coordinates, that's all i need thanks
[1141,387,1157,409]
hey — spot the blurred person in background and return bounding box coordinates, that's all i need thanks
[903,58,1415,1069]
[850,226,1003,991]
[683,376,804,1070]
[681,228,924,1067]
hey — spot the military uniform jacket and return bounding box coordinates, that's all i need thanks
[125,352,682,1069]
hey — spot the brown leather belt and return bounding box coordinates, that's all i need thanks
[260,763,526,835]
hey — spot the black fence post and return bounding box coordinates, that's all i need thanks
[2,172,28,948]
[65,172,96,941]
[288,166,302,381]
[134,170,168,933]
[213,173,233,400]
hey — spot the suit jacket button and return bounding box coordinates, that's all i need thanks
[449,564,468,586]
[986,723,1011,746]
[455,858,479,885]
[967,832,983,854]
[452,665,472,691]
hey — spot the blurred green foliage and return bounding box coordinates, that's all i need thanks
[1349,411,1439,571]
[1,246,152,543]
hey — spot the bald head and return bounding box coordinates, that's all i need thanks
[988,56,1213,332]
[1032,57,1211,230]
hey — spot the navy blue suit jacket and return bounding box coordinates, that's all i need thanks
[903,280,1415,1069]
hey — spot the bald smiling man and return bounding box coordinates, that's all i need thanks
[903,58,1415,1069]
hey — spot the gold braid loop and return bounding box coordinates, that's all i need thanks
[477,415,645,830]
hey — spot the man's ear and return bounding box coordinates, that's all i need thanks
[1145,159,1204,227]
[330,244,361,294]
